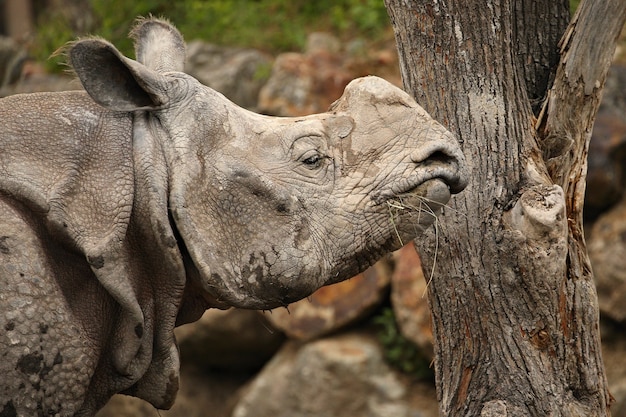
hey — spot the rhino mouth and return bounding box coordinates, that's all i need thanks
[372,167,462,207]
[372,141,466,207]
[378,179,451,222]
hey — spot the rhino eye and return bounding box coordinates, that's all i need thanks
[302,154,322,168]
[300,152,324,169]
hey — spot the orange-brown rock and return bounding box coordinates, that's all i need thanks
[263,260,392,340]
[230,332,419,417]
[258,32,401,117]
[588,200,626,322]
[390,242,434,358]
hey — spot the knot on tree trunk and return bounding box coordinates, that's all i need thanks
[507,184,566,243]
[480,400,508,416]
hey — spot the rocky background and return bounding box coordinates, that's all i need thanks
[2,28,626,417]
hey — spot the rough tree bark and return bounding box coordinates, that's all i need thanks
[384,0,626,416]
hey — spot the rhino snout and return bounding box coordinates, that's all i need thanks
[373,139,467,205]
[409,140,467,194]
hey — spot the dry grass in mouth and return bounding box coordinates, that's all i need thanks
[387,196,440,292]
[386,195,465,294]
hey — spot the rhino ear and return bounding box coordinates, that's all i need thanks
[69,39,170,111]
[130,17,186,73]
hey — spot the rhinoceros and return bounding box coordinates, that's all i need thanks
[0,18,466,417]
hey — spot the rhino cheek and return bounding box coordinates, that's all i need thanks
[234,218,327,308]
[249,250,324,306]
[294,222,311,248]
[172,181,329,309]
[202,246,325,309]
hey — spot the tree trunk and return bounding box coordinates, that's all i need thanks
[4,0,33,40]
[384,0,626,415]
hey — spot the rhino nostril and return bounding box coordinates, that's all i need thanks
[426,150,453,165]
[410,142,456,164]
[412,146,458,170]
[411,144,467,194]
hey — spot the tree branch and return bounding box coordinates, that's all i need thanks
[537,0,626,210]
[533,3,626,413]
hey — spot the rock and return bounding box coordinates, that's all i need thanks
[175,308,285,371]
[3,73,77,96]
[96,367,250,417]
[588,201,626,322]
[306,32,341,55]
[390,242,434,358]
[585,112,626,220]
[599,63,626,119]
[185,40,273,110]
[258,33,357,116]
[1,59,78,97]
[585,63,626,221]
[230,332,414,417]
[601,322,626,417]
[0,37,28,92]
[257,31,401,117]
[344,38,402,88]
[263,260,392,340]
[258,52,349,116]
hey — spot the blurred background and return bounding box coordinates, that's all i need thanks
[0,0,390,72]
[1,1,626,416]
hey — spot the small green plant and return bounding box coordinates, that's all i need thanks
[253,61,273,82]
[32,9,79,71]
[373,307,433,380]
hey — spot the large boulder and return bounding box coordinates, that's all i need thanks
[585,64,626,221]
[175,308,285,371]
[258,32,400,116]
[585,111,626,220]
[185,40,273,110]
[599,63,626,118]
[600,322,626,417]
[0,37,27,90]
[258,50,353,116]
[588,200,626,322]
[586,64,626,322]
[230,332,421,417]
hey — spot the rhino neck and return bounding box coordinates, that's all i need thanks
[129,112,194,303]
[131,109,230,310]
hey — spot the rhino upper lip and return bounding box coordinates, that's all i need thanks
[403,142,467,195]
[372,165,463,205]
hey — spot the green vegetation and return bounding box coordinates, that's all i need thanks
[34,0,391,71]
[373,307,434,380]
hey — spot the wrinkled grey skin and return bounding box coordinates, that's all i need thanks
[0,18,466,417]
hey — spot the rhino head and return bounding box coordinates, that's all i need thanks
[69,19,467,311]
